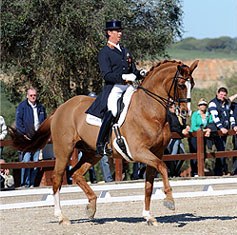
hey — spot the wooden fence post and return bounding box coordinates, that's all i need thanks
[115,158,123,181]
[197,130,205,176]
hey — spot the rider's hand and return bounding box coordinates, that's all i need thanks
[122,73,137,82]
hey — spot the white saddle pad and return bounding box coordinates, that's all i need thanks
[86,85,136,127]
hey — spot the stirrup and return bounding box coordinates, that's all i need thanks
[96,144,113,156]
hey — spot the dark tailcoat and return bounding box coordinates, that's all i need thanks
[86,44,140,118]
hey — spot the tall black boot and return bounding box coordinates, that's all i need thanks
[96,111,115,156]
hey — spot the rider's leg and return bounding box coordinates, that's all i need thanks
[96,111,115,156]
[96,84,128,156]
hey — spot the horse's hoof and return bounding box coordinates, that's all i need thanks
[59,216,71,225]
[146,217,158,226]
[86,204,96,219]
[163,199,175,211]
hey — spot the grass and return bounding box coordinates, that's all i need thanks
[166,48,237,60]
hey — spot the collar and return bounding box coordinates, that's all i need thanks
[28,100,37,108]
[107,41,121,51]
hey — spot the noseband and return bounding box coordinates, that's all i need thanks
[136,67,192,110]
[168,69,192,105]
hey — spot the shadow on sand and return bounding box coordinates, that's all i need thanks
[67,213,237,227]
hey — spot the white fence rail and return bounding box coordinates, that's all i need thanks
[1,177,237,210]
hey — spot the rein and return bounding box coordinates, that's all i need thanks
[136,68,191,109]
[137,85,170,109]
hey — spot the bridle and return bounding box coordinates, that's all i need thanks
[135,67,192,116]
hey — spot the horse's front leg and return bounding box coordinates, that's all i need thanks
[143,166,159,226]
[71,155,101,219]
[156,157,175,211]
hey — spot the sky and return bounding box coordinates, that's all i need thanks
[182,0,237,39]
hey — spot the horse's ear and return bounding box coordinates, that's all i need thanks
[177,65,182,72]
[189,60,199,74]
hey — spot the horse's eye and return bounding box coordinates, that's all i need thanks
[178,84,186,89]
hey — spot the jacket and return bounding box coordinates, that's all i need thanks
[190,110,213,132]
[16,99,47,138]
[208,97,235,130]
[86,45,141,118]
[167,110,186,135]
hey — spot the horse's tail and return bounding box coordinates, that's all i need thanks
[9,114,53,152]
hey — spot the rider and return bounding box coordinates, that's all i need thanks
[86,19,146,156]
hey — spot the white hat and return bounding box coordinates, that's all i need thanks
[198,98,208,106]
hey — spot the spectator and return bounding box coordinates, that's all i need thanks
[0,159,15,190]
[208,87,237,176]
[188,98,213,176]
[230,94,237,175]
[0,115,8,158]
[131,162,146,180]
[16,87,47,188]
[166,103,190,177]
[100,155,113,182]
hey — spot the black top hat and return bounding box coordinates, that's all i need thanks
[105,20,123,30]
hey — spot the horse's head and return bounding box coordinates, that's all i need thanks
[169,60,199,118]
[138,60,199,120]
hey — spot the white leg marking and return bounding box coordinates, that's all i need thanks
[54,189,62,217]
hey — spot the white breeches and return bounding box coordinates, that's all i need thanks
[107,84,129,117]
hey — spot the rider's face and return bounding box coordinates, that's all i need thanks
[108,29,122,44]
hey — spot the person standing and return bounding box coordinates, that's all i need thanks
[188,98,213,176]
[16,87,47,188]
[208,87,237,176]
[86,19,146,156]
[0,159,15,190]
[0,115,8,158]
[229,94,237,175]
[166,103,190,177]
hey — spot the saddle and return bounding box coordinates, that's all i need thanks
[86,85,136,162]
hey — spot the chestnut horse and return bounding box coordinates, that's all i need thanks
[10,60,199,226]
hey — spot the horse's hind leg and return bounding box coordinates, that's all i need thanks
[52,143,73,225]
[71,153,101,219]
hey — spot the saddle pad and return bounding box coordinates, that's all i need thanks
[86,85,137,127]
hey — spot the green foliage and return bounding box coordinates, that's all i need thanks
[1,0,183,110]
[168,37,237,60]
[0,83,17,126]
[167,48,237,60]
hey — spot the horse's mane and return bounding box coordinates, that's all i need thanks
[147,60,184,76]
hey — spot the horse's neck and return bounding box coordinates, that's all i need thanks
[130,63,178,123]
[142,64,177,95]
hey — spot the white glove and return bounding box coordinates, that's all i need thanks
[140,69,147,77]
[122,73,137,82]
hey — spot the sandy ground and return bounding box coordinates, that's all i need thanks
[1,185,237,235]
